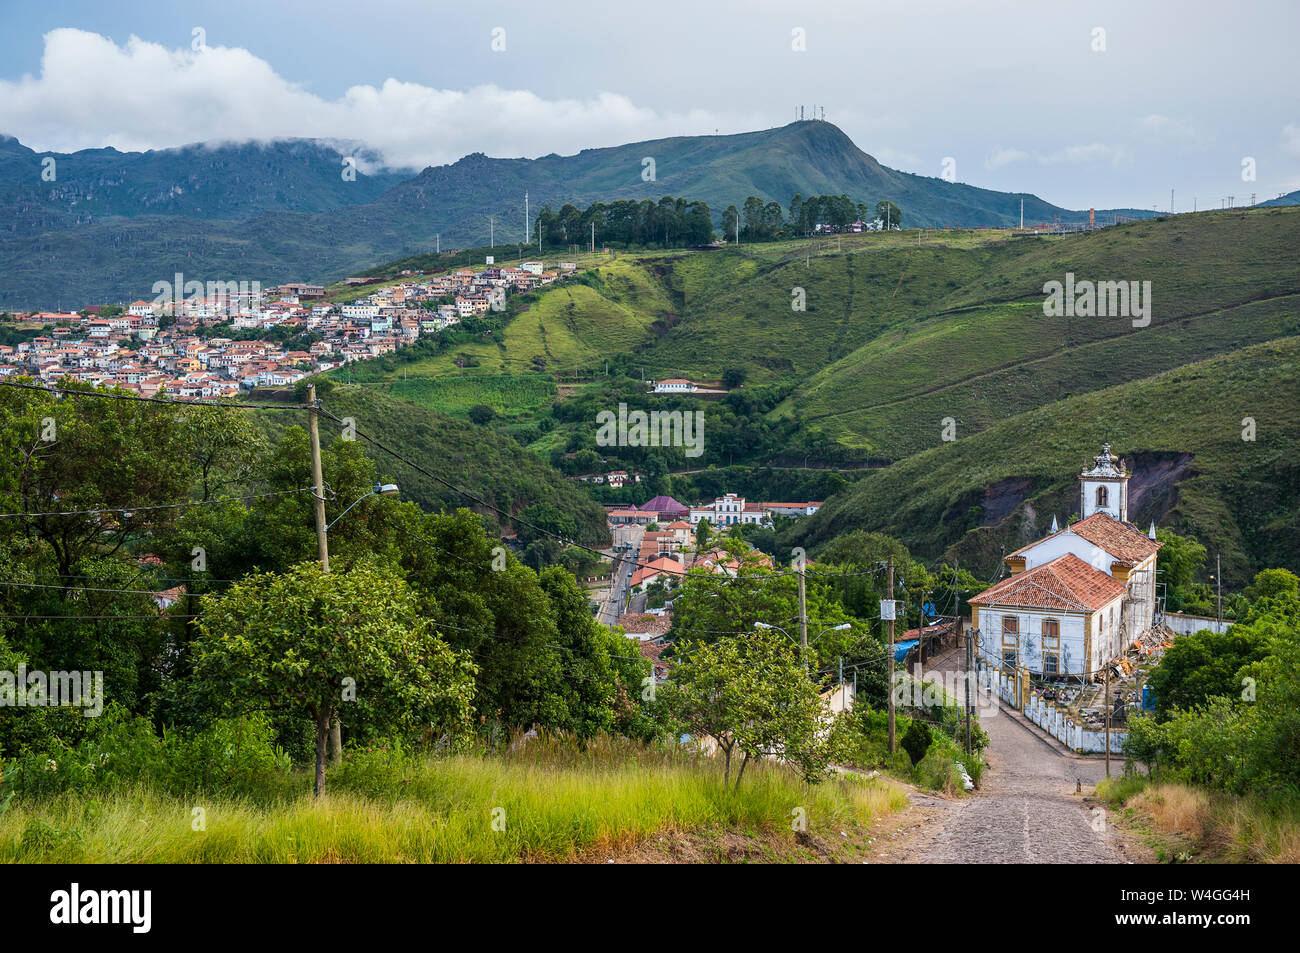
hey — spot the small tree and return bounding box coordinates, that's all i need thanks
[662,629,832,787]
[192,561,477,795]
[901,719,932,766]
[695,518,711,550]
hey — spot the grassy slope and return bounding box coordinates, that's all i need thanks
[0,751,906,863]
[297,206,1299,578]
[792,337,1300,584]
[772,207,1300,454]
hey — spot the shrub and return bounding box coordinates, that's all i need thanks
[901,720,932,766]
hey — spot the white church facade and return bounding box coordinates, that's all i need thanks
[970,444,1162,680]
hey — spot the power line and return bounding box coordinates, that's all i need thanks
[0,613,196,620]
[0,377,311,411]
[0,485,317,519]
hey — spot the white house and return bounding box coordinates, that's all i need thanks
[969,443,1162,678]
[652,378,698,394]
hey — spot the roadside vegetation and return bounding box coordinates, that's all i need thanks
[1098,568,1300,863]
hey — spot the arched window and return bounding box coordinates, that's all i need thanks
[1096,485,1109,508]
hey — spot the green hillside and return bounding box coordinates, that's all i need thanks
[250,384,610,545]
[277,205,1300,581]
[788,337,1300,586]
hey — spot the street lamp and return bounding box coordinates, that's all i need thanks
[325,482,399,533]
[755,620,852,662]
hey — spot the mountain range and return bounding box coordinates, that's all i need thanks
[2,120,1294,309]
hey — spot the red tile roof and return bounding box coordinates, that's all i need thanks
[971,553,1126,612]
[1007,511,1159,567]
[1069,512,1161,565]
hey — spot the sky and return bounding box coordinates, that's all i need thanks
[0,0,1296,210]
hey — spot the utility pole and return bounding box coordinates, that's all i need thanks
[1216,554,1222,623]
[307,384,342,763]
[308,384,329,573]
[797,558,808,664]
[590,222,595,254]
[964,620,973,756]
[887,556,896,754]
[489,216,494,249]
[436,233,440,254]
[524,191,529,243]
[1104,663,1111,778]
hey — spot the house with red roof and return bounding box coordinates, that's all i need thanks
[969,443,1162,679]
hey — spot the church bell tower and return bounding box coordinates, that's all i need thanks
[1079,442,1130,522]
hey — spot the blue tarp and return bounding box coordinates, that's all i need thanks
[893,639,919,662]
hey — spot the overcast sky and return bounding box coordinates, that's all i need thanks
[1,0,1296,210]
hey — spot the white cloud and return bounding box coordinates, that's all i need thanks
[984,142,1131,171]
[1138,114,1198,143]
[1282,123,1300,157]
[985,148,1030,170]
[0,29,757,169]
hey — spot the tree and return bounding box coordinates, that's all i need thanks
[721,205,739,241]
[661,629,833,786]
[467,404,496,426]
[0,378,193,578]
[721,366,747,389]
[1155,528,1207,611]
[875,201,902,229]
[192,561,477,795]
[1145,625,1268,721]
[901,719,932,766]
[695,518,711,550]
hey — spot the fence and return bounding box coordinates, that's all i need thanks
[1162,612,1232,636]
[976,662,1125,755]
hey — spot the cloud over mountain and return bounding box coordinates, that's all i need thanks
[0,28,756,170]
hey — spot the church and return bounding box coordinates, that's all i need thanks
[968,444,1162,680]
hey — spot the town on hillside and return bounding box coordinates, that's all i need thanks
[0,260,577,398]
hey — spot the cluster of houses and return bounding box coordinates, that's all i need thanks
[608,492,822,531]
[602,493,819,594]
[0,260,577,399]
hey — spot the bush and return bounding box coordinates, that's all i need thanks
[0,712,293,801]
[901,720,932,766]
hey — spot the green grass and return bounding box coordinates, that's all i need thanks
[0,744,907,863]
[794,336,1300,585]
[251,383,611,544]
[387,374,556,418]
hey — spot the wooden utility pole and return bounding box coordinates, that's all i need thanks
[887,556,896,754]
[1104,662,1111,778]
[307,384,342,763]
[308,384,329,573]
[797,558,808,664]
[964,626,974,756]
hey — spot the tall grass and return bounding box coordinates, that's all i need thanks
[0,737,906,863]
[1096,777,1300,864]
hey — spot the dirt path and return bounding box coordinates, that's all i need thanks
[864,655,1143,864]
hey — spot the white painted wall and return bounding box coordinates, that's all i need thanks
[1163,612,1232,636]
[1019,530,1112,574]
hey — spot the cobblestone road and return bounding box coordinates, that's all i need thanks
[870,653,1132,864]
